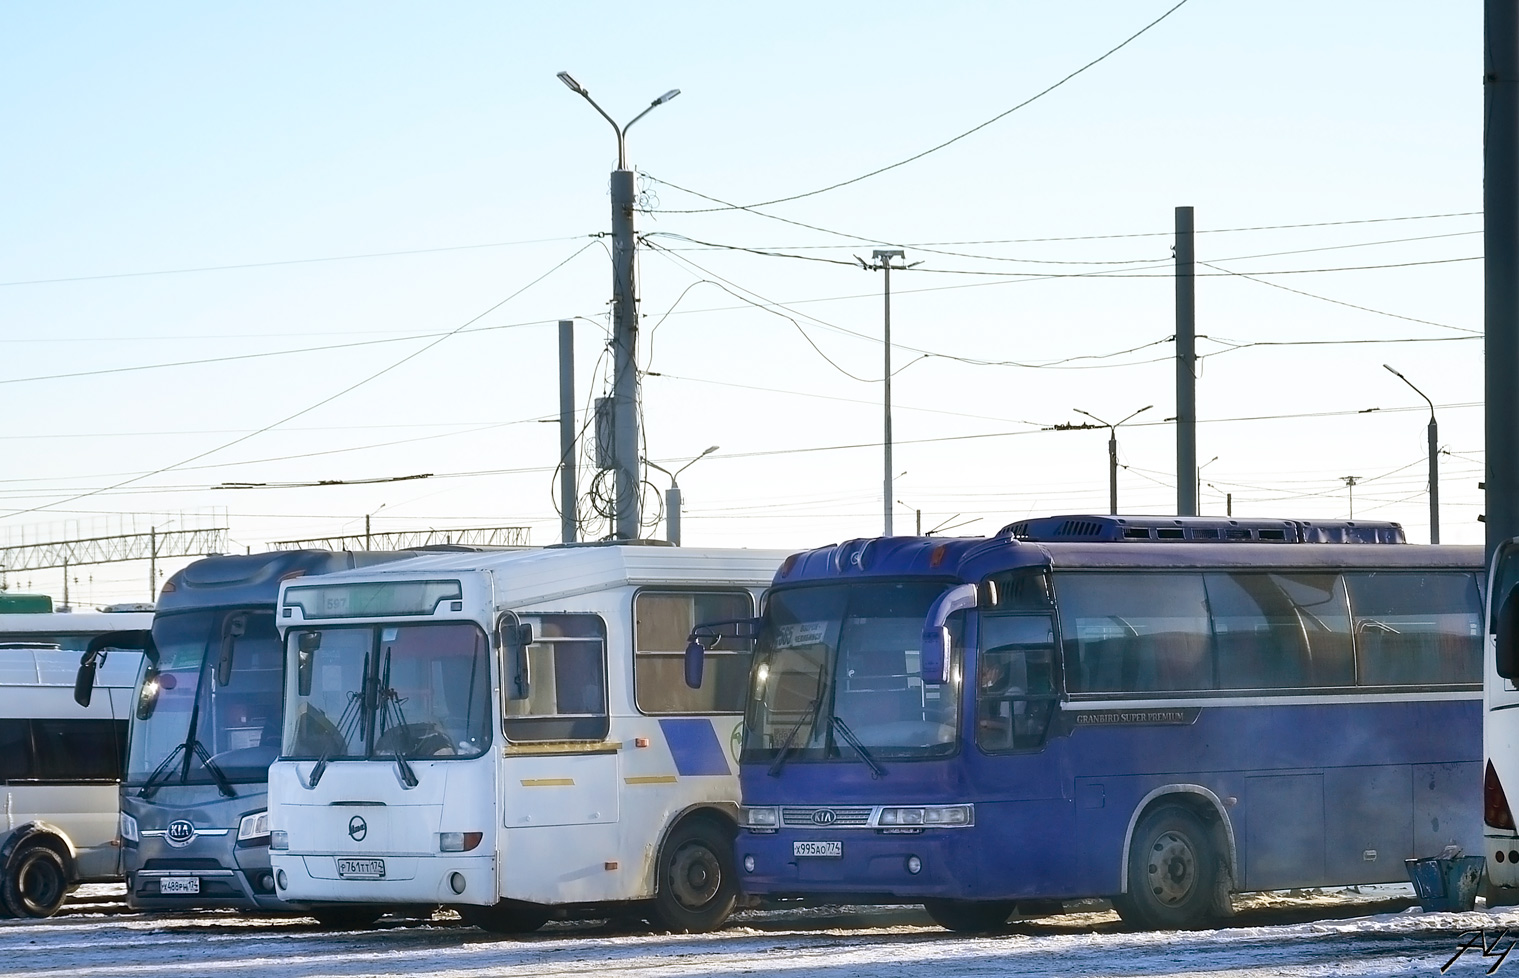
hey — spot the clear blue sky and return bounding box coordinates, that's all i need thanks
[0,1,1484,603]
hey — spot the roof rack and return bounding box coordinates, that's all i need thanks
[998,515,1405,545]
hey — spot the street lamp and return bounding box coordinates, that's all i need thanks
[558,71,680,541]
[1074,405,1153,515]
[645,446,719,546]
[1383,364,1440,543]
[1197,456,1219,515]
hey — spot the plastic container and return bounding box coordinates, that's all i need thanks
[1405,855,1486,912]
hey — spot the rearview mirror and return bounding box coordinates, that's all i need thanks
[73,660,97,708]
[136,663,162,720]
[920,583,977,685]
[217,614,246,687]
[1499,584,1519,680]
[296,631,321,697]
[77,629,156,708]
[499,615,533,701]
[684,638,705,689]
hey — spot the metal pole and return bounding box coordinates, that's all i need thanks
[1108,431,1119,516]
[1489,0,1519,565]
[149,526,156,599]
[365,514,370,551]
[872,250,904,535]
[610,168,640,541]
[559,319,578,545]
[1175,206,1197,517]
[1429,415,1441,544]
[666,484,681,546]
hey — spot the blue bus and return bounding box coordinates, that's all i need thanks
[704,516,1484,930]
[76,550,411,919]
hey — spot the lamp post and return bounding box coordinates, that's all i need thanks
[1074,405,1153,515]
[1197,456,1219,515]
[645,446,719,546]
[1383,364,1440,543]
[557,72,680,540]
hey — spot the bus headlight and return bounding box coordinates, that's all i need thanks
[879,805,972,826]
[269,830,289,851]
[740,806,779,828]
[439,832,484,852]
[119,811,139,843]
[237,811,271,847]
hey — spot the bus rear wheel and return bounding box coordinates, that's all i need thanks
[2,844,69,918]
[653,818,737,933]
[1113,805,1218,930]
[459,900,550,935]
[923,898,1016,933]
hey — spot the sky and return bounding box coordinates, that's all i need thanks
[0,1,1487,605]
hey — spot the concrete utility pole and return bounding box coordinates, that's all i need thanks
[558,72,680,540]
[1384,365,1440,544]
[559,320,578,545]
[1342,476,1361,519]
[866,250,907,535]
[1488,0,1519,565]
[1075,406,1152,515]
[1175,206,1197,517]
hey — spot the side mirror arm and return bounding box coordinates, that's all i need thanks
[920,583,977,685]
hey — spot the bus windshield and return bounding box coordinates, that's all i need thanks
[127,609,284,789]
[282,621,491,761]
[744,581,961,764]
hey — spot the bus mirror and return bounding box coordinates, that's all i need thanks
[217,614,246,687]
[1498,585,1519,680]
[73,659,97,708]
[501,620,532,701]
[296,631,321,697]
[684,638,705,689]
[920,583,977,685]
[136,663,162,720]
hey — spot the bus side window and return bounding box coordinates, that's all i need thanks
[1056,573,1213,693]
[1346,571,1481,687]
[976,615,1057,751]
[0,719,33,781]
[504,614,610,742]
[634,590,754,715]
[1205,573,1313,689]
[32,718,122,781]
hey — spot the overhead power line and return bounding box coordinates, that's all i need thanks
[269,526,530,551]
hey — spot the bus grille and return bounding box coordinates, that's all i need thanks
[781,806,874,827]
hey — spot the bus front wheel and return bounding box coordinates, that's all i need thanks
[653,818,737,933]
[2,843,69,918]
[923,898,1016,933]
[1113,805,1218,930]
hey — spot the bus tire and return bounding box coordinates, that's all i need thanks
[459,900,550,934]
[309,907,382,929]
[652,817,737,933]
[2,843,70,918]
[923,898,1016,933]
[1114,805,1218,930]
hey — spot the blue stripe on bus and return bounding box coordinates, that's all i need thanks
[658,718,731,777]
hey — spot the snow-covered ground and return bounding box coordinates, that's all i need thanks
[4,884,1514,977]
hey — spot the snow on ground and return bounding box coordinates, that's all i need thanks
[3,885,1514,977]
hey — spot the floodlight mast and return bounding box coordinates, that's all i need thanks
[557,72,681,539]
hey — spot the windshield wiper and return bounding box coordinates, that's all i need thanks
[390,749,418,788]
[830,715,886,778]
[768,695,825,778]
[139,739,236,799]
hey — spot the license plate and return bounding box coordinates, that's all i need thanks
[336,858,386,879]
[158,876,200,894]
[793,841,842,858]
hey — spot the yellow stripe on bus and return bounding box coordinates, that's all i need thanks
[519,778,574,787]
[624,775,678,785]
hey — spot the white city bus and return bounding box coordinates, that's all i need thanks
[266,545,785,932]
[1485,540,1519,895]
[0,608,152,917]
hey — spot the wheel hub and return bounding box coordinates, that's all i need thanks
[670,843,721,909]
[1146,830,1197,906]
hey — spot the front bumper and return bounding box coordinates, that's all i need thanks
[271,852,496,906]
[738,829,975,902]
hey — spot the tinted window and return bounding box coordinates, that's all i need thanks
[1057,573,1214,692]
[33,719,124,781]
[1204,572,1353,689]
[976,615,1057,751]
[1347,572,1481,686]
[0,719,32,781]
[504,614,609,742]
[634,590,754,715]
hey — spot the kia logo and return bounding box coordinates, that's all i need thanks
[165,819,196,848]
[348,816,368,842]
[811,809,837,826]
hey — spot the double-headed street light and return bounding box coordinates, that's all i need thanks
[557,71,680,541]
[1383,364,1440,543]
[645,446,719,546]
[1074,405,1153,516]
